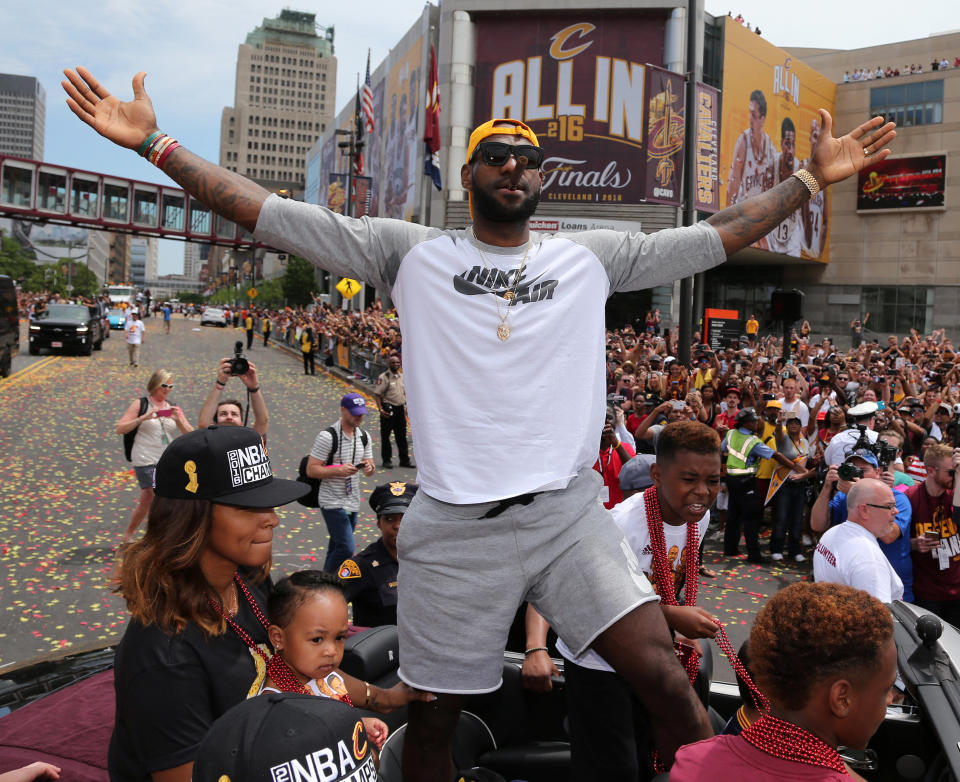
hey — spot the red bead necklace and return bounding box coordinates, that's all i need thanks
[206,573,354,705]
[644,486,702,683]
[644,488,777,773]
[741,713,848,774]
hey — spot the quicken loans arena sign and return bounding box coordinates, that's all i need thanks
[473,12,686,206]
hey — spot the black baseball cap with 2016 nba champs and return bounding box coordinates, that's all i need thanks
[193,692,376,782]
[154,425,309,508]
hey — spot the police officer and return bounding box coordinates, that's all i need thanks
[723,407,804,563]
[337,481,418,627]
[823,401,880,466]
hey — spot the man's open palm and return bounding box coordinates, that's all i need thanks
[62,67,158,150]
[811,109,896,187]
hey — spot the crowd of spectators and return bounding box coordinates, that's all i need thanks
[727,11,763,35]
[843,57,958,82]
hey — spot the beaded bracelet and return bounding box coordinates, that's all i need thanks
[524,646,548,656]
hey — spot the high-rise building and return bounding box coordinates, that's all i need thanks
[183,242,208,280]
[219,9,336,198]
[129,237,158,287]
[0,73,45,160]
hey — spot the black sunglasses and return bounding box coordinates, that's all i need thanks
[472,141,544,169]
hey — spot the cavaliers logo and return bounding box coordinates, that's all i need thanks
[353,720,368,758]
[647,79,684,187]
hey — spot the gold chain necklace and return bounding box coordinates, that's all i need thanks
[472,230,531,341]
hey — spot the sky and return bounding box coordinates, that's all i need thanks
[0,0,954,274]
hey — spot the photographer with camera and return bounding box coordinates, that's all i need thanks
[198,343,269,440]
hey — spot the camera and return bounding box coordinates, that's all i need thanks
[851,424,874,453]
[608,393,626,405]
[876,441,898,471]
[838,462,864,482]
[228,341,250,376]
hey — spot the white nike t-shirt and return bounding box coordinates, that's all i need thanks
[256,196,726,503]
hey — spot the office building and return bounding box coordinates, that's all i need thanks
[129,237,158,287]
[0,73,45,160]
[219,9,336,196]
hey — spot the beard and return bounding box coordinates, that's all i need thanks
[471,180,541,223]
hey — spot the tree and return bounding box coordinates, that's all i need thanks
[0,236,37,283]
[253,278,284,308]
[281,255,315,307]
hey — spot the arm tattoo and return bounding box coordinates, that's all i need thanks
[706,176,809,256]
[161,147,269,233]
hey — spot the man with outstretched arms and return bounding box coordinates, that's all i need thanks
[62,65,895,782]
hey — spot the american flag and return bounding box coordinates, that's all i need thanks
[361,50,375,135]
[353,79,365,177]
[423,46,442,191]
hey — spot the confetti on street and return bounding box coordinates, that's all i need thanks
[0,318,414,667]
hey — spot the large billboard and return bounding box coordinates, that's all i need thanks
[857,154,946,211]
[719,18,836,261]
[381,37,423,220]
[473,12,668,205]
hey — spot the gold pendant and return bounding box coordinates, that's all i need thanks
[497,322,511,341]
[502,291,515,301]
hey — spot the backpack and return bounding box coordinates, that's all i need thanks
[297,425,369,508]
[123,397,149,461]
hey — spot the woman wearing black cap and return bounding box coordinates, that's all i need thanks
[108,426,316,781]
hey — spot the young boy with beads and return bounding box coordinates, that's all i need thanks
[671,581,897,780]
[528,421,724,781]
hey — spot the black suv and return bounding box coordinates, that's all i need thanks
[29,303,104,356]
[0,275,18,376]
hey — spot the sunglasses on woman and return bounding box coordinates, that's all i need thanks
[160,383,174,389]
[472,141,545,169]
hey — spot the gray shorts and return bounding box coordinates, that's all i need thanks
[395,466,657,694]
[134,465,156,490]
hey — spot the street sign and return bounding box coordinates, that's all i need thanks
[336,278,360,300]
[247,287,258,299]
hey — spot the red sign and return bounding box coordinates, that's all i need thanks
[473,13,667,205]
[693,84,721,213]
[644,65,685,206]
[857,154,945,211]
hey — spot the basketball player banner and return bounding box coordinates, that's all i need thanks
[718,18,836,262]
[856,154,945,211]
[643,65,686,207]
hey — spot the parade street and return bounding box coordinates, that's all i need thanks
[0,315,807,679]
